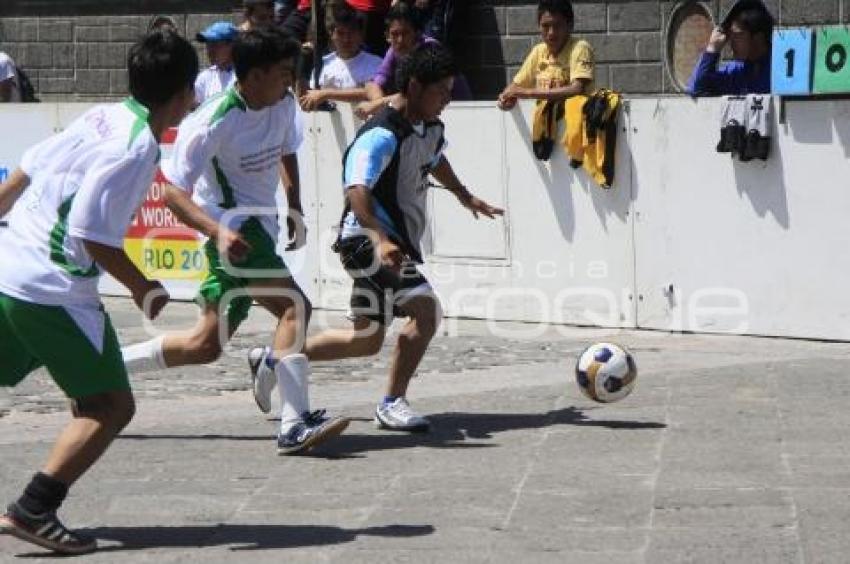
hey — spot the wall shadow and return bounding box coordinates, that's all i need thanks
[731,99,790,229]
[508,107,577,242]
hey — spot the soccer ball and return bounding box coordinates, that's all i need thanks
[575,342,637,403]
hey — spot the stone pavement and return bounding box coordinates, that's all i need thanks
[1,298,850,563]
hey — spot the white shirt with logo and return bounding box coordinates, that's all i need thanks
[0,100,159,312]
[162,86,303,242]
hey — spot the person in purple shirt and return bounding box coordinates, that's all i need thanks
[686,0,774,96]
[356,1,470,118]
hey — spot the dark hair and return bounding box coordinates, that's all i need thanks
[386,1,425,32]
[537,0,575,23]
[732,7,774,42]
[232,28,301,81]
[328,2,366,32]
[147,14,178,33]
[396,42,455,95]
[128,30,198,108]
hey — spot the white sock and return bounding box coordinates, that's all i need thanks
[277,353,310,433]
[122,336,167,374]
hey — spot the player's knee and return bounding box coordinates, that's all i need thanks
[276,292,312,324]
[412,299,442,338]
[112,393,136,430]
[73,390,135,431]
[351,318,385,355]
[357,331,385,356]
[190,334,223,364]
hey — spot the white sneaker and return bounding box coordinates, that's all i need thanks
[375,397,430,432]
[248,346,277,414]
[277,410,350,455]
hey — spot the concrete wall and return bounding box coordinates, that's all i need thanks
[299,96,850,342]
[1,0,847,101]
[4,96,848,341]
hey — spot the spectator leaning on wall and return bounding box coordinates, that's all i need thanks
[357,1,470,118]
[300,2,383,111]
[0,51,21,103]
[686,0,774,96]
[497,0,594,110]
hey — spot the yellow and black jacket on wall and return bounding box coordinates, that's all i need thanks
[564,89,621,188]
[530,89,621,189]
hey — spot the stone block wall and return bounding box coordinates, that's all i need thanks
[0,0,845,101]
[0,1,236,101]
[460,0,846,96]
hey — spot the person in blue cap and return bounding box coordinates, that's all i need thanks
[686,0,774,96]
[195,21,239,105]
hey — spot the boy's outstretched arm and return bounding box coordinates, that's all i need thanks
[0,168,30,218]
[300,87,369,110]
[430,156,504,220]
[502,77,591,102]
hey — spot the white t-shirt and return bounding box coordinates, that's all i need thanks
[162,86,303,241]
[194,65,236,105]
[310,50,383,90]
[0,52,21,102]
[0,99,160,307]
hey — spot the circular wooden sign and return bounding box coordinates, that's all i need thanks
[665,1,715,92]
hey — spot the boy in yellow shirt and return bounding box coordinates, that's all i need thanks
[498,0,594,109]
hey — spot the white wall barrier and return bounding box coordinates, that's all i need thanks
[305,101,636,331]
[0,96,847,340]
[630,97,850,340]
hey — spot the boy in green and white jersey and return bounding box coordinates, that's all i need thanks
[0,31,198,555]
[122,28,349,455]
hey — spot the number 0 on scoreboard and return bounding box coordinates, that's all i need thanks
[813,26,850,93]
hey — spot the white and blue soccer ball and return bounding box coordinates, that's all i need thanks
[575,342,637,403]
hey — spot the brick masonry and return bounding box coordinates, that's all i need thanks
[0,0,845,101]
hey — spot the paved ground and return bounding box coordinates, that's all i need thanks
[1,298,849,563]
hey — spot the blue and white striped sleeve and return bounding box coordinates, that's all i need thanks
[343,127,397,190]
[429,136,448,169]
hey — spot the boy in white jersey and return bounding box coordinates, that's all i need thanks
[0,31,198,555]
[254,44,503,432]
[122,28,349,455]
[299,2,383,112]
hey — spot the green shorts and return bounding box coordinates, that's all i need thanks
[197,217,290,331]
[0,292,130,399]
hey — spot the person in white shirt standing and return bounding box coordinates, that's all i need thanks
[194,21,238,105]
[0,51,21,103]
[122,28,350,456]
[299,2,383,112]
[0,31,198,555]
